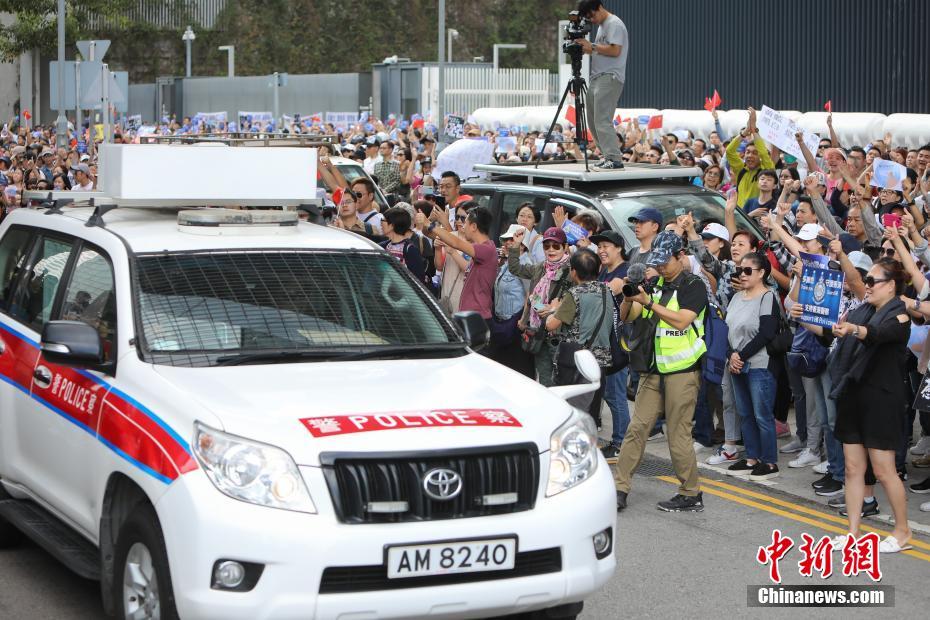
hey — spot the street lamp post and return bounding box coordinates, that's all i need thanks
[437,0,445,132]
[182,26,196,78]
[54,0,67,148]
[218,45,235,77]
[492,43,527,107]
[447,28,459,63]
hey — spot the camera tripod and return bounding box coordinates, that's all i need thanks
[536,72,591,171]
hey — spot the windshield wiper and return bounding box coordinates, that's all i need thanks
[214,350,344,366]
[213,343,467,366]
[335,342,468,361]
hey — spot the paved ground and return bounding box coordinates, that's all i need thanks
[582,463,930,619]
[635,412,930,532]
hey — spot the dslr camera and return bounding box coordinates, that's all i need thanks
[622,279,657,299]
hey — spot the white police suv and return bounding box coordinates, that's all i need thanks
[0,145,616,620]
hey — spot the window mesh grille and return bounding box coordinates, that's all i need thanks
[133,250,457,367]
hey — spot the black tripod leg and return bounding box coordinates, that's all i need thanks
[536,82,574,169]
[575,82,590,172]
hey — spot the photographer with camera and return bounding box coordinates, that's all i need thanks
[576,0,629,171]
[614,231,707,513]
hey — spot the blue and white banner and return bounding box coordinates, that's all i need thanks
[798,252,845,327]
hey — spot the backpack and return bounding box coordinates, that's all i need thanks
[787,326,828,378]
[765,292,792,356]
[701,299,728,385]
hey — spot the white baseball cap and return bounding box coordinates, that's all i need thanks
[500,224,525,239]
[700,222,730,242]
[794,223,821,241]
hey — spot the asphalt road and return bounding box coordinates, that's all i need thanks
[1,463,928,620]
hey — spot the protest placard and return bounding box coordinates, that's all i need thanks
[325,112,358,129]
[444,115,465,141]
[433,137,495,181]
[238,111,272,127]
[871,158,907,191]
[756,106,820,161]
[495,137,517,154]
[797,251,845,327]
[562,220,590,245]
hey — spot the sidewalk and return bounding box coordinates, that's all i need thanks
[598,401,930,533]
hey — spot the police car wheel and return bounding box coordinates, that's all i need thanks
[113,505,179,620]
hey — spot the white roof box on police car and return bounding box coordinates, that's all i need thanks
[98,143,317,207]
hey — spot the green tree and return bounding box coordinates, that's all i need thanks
[0,0,133,62]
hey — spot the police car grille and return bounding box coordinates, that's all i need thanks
[321,444,540,524]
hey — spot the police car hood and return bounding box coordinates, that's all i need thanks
[152,354,573,466]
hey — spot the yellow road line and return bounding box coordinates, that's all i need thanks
[696,477,930,553]
[655,476,930,563]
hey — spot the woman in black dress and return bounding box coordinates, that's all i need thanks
[826,258,912,552]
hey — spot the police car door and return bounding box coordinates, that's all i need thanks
[0,231,76,502]
[0,226,41,490]
[6,231,115,534]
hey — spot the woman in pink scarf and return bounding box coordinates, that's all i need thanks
[507,227,573,386]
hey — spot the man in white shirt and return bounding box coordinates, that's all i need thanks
[71,163,94,191]
[362,140,381,176]
[350,177,383,232]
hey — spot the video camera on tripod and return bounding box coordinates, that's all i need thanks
[562,11,592,66]
[536,10,594,170]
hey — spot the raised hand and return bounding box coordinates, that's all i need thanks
[677,211,695,232]
[553,205,568,227]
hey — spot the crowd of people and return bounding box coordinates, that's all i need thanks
[3,103,930,549]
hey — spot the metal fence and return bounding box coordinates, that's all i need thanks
[84,0,228,29]
[428,66,551,115]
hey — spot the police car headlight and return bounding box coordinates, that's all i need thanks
[546,409,598,497]
[193,422,316,513]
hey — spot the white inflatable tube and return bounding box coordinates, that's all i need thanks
[471,107,930,150]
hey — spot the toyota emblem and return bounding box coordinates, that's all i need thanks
[422,468,463,501]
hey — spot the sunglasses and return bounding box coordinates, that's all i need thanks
[880,248,896,257]
[455,214,468,222]
[542,241,564,250]
[737,267,761,276]
[863,275,891,287]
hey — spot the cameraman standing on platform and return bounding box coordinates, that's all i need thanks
[576,0,629,171]
[614,231,707,513]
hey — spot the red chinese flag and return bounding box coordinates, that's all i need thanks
[332,187,344,205]
[565,104,577,126]
[412,118,425,129]
[703,97,714,112]
[712,89,722,108]
[646,114,663,130]
[824,100,832,113]
[23,110,31,120]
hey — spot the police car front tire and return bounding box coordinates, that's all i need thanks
[113,505,179,620]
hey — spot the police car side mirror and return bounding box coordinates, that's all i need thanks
[574,349,601,384]
[40,321,106,368]
[452,311,489,351]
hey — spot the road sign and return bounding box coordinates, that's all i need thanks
[81,67,128,112]
[76,39,110,61]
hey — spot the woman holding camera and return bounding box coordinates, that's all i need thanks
[724,252,780,480]
[791,258,912,553]
[509,227,573,386]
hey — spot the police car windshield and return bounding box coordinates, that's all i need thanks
[133,250,460,367]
